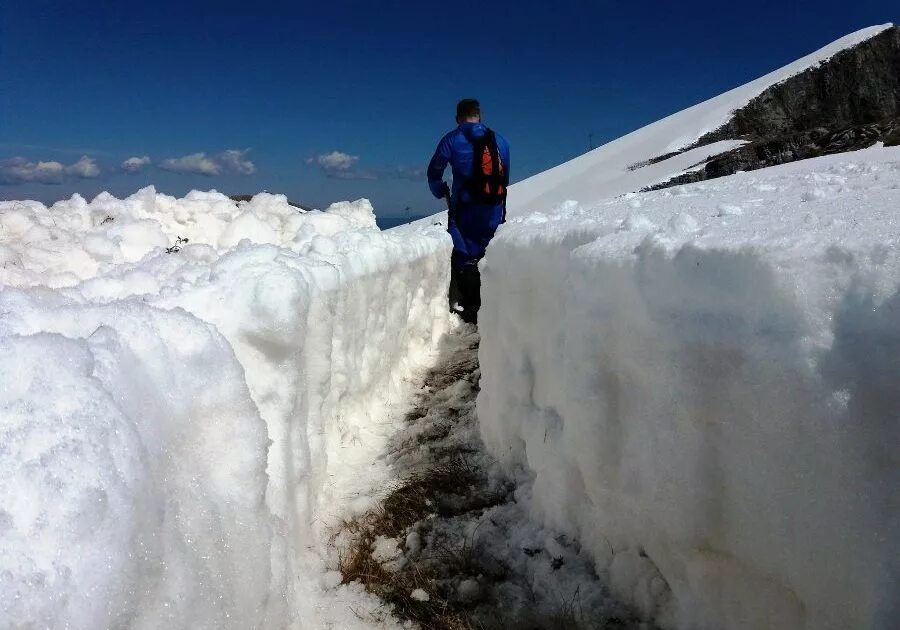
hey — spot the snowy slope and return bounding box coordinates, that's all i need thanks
[0,189,452,628]
[506,24,893,215]
[478,144,900,630]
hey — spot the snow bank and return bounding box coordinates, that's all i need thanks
[0,188,452,627]
[506,24,893,215]
[477,147,900,630]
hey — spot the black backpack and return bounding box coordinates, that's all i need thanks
[462,128,507,205]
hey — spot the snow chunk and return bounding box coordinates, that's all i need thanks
[405,530,423,558]
[666,211,700,234]
[457,579,481,603]
[620,213,657,232]
[715,203,743,216]
[410,588,430,602]
[801,187,829,202]
[324,198,378,229]
[372,536,403,563]
[372,536,408,573]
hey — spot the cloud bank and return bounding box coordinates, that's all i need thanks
[0,156,101,185]
[307,150,424,182]
[159,149,256,176]
[159,153,221,176]
[121,156,152,174]
[220,149,256,175]
[306,151,368,178]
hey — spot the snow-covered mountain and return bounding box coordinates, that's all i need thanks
[507,23,896,214]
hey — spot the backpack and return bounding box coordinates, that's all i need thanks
[463,128,507,204]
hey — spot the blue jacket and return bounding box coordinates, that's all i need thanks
[427,122,510,263]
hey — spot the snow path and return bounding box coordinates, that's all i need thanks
[333,326,653,629]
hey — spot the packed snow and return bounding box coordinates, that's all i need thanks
[477,146,900,630]
[505,24,893,215]
[0,188,452,628]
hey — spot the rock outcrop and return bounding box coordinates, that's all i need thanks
[228,193,312,211]
[644,26,900,191]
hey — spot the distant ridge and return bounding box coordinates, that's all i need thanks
[229,193,312,211]
[377,214,433,230]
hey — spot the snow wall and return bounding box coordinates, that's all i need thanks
[478,148,900,630]
[0,188,451,628]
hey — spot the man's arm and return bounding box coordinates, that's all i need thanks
[427,134,452,200]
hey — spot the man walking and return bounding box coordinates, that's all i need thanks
[427,98,510,324]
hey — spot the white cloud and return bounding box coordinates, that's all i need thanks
[0,156,100,185]
[219,149,256,175]
[306,150,379,179]
[308,150,360,172]
[159,149,256,176]
[121,155,152,174]
[0,158,65,184]
[305,151,425,182]
[66,156,100,179]
[159,152,221,176]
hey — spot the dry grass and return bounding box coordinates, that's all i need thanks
[336,459,486,629]
[422,338,479,392]
[332,334,492,629]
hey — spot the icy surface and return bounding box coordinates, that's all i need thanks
[477,148,900,629]
[0,188,451,628]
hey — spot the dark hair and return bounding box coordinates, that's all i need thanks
[456,98,481,120]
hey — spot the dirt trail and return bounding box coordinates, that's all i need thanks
[335,327,649,630]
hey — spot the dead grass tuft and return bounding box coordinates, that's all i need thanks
[335,457,490,629]
[338,525,482,629]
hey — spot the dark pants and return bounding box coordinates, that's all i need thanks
[449,256,481,324]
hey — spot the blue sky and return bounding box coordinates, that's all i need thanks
[0,1,896,217]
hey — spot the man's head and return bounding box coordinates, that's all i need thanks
[456,98,481,125]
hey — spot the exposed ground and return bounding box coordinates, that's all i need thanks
[333,326,651,630]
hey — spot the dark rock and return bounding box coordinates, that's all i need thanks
[886,126,900,146]
[228,194,312,211]
[640,26,900,191]
[701,27,899,144]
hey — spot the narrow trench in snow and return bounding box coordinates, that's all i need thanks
[334,327,653,630]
